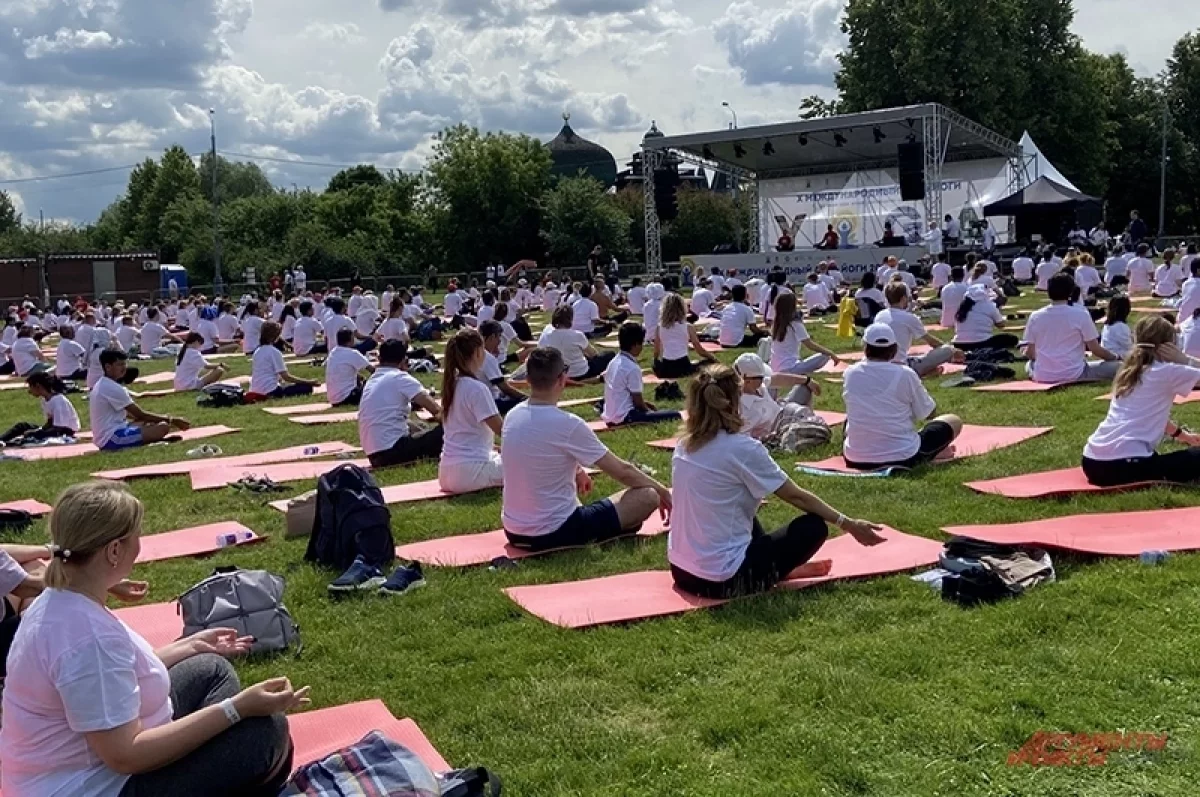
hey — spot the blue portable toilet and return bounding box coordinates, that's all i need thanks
[159,264,188,298]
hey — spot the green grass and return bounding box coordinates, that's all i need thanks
[3,292,1199,795]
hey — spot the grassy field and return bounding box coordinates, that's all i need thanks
[2,289,1199,796]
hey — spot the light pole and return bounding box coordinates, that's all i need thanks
[722,101,737,130]
[209,109,223,294]
[1158,100,1169,240]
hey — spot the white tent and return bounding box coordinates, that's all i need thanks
[1019,131,1079,191]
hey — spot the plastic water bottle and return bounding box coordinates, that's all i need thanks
[303,446,319,456]
[1140,550,1171,566]
[216,531,255,548]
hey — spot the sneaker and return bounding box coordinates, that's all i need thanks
[329,555,386,593]
[378,563,426,596]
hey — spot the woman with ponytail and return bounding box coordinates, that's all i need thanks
[0,372,80,448]
[668,364,886,599]
[438,328,504,494]
[950,284,1020,351]
[0,481,308,796]
[1082,316,1200,486]
[173,333,228,392]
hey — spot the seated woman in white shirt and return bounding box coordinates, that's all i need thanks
[492,302,536,359]
[1074,253,1103,297]
[801,273,834,315]
[667,363,885,599]
[0,326,51,377]
[653,293,716,379]
[1100,297,1133,360]
[1082,316,1200,486]
[767,292,837,403]
[734,353,826,435]
[173,333,229,392]
[951,285,1020,351]
[246,321,319,401]
[542,305,615,382]
[841,324,962,471]
[437,329,505,494]
[0,372,81,448]
[687,278,717,322]
[0,481,306,797]
[1153,248,1184,298]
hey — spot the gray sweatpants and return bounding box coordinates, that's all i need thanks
[1024,359,1121,384]
[777,353,830,405]
[119,654,292,797]
[907,345,955,377]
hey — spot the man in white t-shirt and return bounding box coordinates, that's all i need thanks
[89,349,190,450]
[930,253,952,290]
[1127,244,1155,294]
[719,285,766,348]
[357,340,444,468]
[923,221,944,258]
[1011,250,1035,284]
[1177,259,1200,321]
[326,329,375,406]
[601,323,681,427]
[1035,252,1060,291]
[54,326,88,379]
[501,347,671,552]
[1103,249,1129,286]
[3,328,48,377]
[980,220,996,255]
[292,301,326,356]
[140,308,180,352]
[240,302,265,355]
[876,283,957,377]
[1025,274,1120,385]
[939,267,969,330]
[1074,258,1103,296]
[689,279,717,321]
[802,274,833,315]
[626,278,647,315]
[322,299,365,354]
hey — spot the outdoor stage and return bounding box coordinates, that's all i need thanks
[683,245,926,281]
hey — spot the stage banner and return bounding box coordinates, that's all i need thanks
[683,247,927,283]
[759,159,1012,250]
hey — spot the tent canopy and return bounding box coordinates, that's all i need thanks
[983,176,1100,216]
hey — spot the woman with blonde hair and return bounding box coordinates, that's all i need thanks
[1082,316,1200,486]
[653,293,715,379]
[438,328,504,494]
[667,364,886,599]
[0,481,308,796]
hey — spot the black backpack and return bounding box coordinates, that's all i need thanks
[197,383,245,408]
[964,361,1016,382]
[305,464,395,572]
[0,509,33,532]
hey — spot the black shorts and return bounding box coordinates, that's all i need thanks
[504,499,627,552]
[845,420,956,471]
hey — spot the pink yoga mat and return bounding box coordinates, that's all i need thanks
[137,521,264,563]
[92,442,359,480]
[115,601,182,648]
[133,375,251,399]
[964,467,1170,499]
[264,403,334,416]
[269,477,483,513]
[136,371,177,385]
[4,426,240,461]
[396,514,670,567]
[504,528,942,628]
[798,425,1052,473]
[290,409,434,426]
[191,459,371,490]
[943,507,1200,556]
[971,381,1070,393]
[646,410,847,450]
[289,701,450,773]
[0,499,53,516]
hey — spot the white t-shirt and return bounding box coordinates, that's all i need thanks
[0,589,173,797]
[443,292,464,317]
[240,316,264,354]
[1100,321,1133,360]
[479,350,506,400]
[896,271,918,290]
[281,313,296,341]
[658,322,690,361]
[667,431,787,581]
[174,347,209,390]
[602,353,644,425]
[952,296,1003,344]
[740,384,782,440]
[1012,257,1035,281]
[357,368,426,455]
[1154,263,1184,296]
[322,315,355,350]
[10,338,40,376]
[55,339,86,377]
[140,321,168,349]
[88,377,132,448]
[115,326,139,353]
[571,298,600,332]
[842,360,936,464]
[542,328,591,378]
[1075,265,1102,292]
[875,308,927,361]
[1084,363,1200,460]
[718,303,756,347]
[42,393,80,431]
[1181,316,1200,357]
[939,282,968,329]
[216,314,240,341]
[377,317,409,342]
[803,282,831,310]
[1104,255,1128,283]
[710,274,725,294]
[1035,261,1059,291]
[643,299,662,343]
[760,286,792,323]
[542,289,562,312]
[348,294,364,318]
[325,346,370,404]
[75,324,95,352]
[196,318,220,350]
[1178,278,1200,322]
[768,321,811,372]
[1026,303,1099,384]
[250,344,287,395]
[355,308,382,337]
[477,305,496,325]
[856,287,887,311]
[1128,257,1154,292]
[690,288,714,316]
[441,376,499,467]
[293,316,323,355]
[500,403,610,536]
[627,287,647,314]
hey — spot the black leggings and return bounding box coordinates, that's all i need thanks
[653,356,699,379]
[721,331,767,349]
[512,317,533,341]
[954,334,1021,351]
[582,352,616,380]
[0,422,77,445]
[1082,451,1200,486]
[844,420,957,471]
[367,425,445,469]
[671,514,829,599]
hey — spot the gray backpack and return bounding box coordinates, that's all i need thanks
[178,567,300,655]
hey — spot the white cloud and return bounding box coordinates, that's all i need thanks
[713,0,844,87]
[301,22,365,45]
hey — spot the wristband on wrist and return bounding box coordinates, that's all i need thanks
[219,698,241,726]
[834,512,846,529]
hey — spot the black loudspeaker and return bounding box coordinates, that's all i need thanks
[897,142,925,201]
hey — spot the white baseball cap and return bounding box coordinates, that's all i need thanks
[966,284,990,302]
[733,353,772,379]
[863,323,897,347]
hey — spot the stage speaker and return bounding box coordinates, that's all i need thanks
[897,142,925,201]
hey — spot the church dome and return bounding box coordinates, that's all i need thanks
[547,113,617,188]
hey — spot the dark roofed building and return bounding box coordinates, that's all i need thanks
[547,113,617,189]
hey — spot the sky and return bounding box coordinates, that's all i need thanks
[1,0,1196,225]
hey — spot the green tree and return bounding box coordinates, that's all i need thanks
[540,176,633,266]
[159,196,216,274]
[610,187,645,263]
[326,165,387,193]
[117,158,158,246]
[0,190,20,235]
[661,187,745,261]
[140,145,200,254]
[425,125,553,270]
[1166,33,1200,230]
[197,154,275,203]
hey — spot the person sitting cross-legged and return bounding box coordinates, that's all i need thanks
[478,321,528,415]
[667,363,886,599]
[718,284,768,348]
[246,321,319,401]
[437,328,504,495]
[0,372,81,449]
[90,349,191,451]
[950,285,1020,352]
[357,339,444,469]
[1024,273,1120,385]
[325,329,374,407]
[653,293,716,379]
[501,347,672,553]
[875,283,960,377]
[602,322,682,427]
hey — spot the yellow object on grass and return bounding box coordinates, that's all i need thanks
[836,296,857,338]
